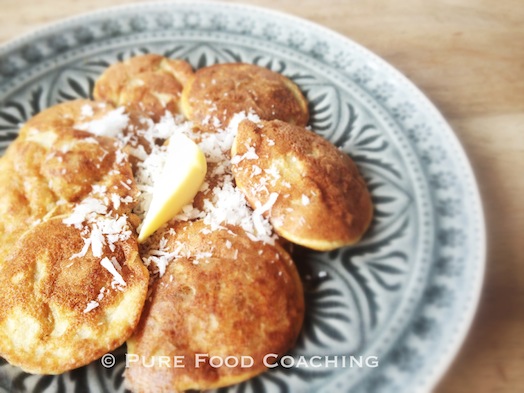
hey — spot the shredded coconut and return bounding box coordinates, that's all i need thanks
[251,165,262,176]
[83,286,109,313]
[120,181,131,190]
[231,145,259,165]
[101,257,126,288]
[63,183,132,262]
[133,111,273,245]
[97,287,107,301]
[63,197,108,229]
[76,107,129,138]
[111,193,121,210]
[264,167,281,186]
[68,106,281,288]
[80,104,95,118]
[252,193,279,238]
[301,194,311,205]
[142,234,178,277]
[83,300,99,313]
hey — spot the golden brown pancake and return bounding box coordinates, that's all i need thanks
[0,217,148,374]
[20,99,116,138]
[0,155,35,259]
[93,54,194,122]
[231,119,373,251]
[19,99,158,173]
[0,101,149,374]
[126,220,304,392]
[0,110,137,253]
[180,63,309,130]
[18,134,132,205]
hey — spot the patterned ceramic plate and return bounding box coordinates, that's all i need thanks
[0,2,485,393]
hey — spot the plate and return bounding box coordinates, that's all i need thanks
[0,2,485,393]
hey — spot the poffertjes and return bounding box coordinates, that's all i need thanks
[0,53,373,391]
[0,100,137,251]
[19,98,159,172]
[0,100,149,374]
[20,98,118,138]
[231,119,373,251]
[126,220,304,393]
[93,54,193,122]
[180,62,309,130]
[0,218,148,374]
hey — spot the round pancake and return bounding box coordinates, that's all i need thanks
[0,100,149,374]
[180,63,309,130]
[19,99,156,172]
[8,119,138,210]
[0,217,149,374]
[231,119,373,251]
[126,220,304,392]
[0,156,35,260]
[93,54,194,122]
[20,99,119,138]
[0,102,140,262]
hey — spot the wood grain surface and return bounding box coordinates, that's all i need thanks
[0,1,522,392]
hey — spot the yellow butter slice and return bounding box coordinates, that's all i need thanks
[138,133,207,243]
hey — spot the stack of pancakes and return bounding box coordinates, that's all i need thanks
[0,100,149,374]
[0,54,372,392]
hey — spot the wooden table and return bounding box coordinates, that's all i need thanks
[0,1,522,392]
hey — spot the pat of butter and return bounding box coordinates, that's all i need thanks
[138,133,207,242]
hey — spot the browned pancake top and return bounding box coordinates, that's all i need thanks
[181,62,309,130]
[0,100,138,246]
[20,99,113,137]
[126,220,304,392]
[94,54,194,121]
[231,119,373,251]
[0,218,148,374]
[0,99,149,374]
